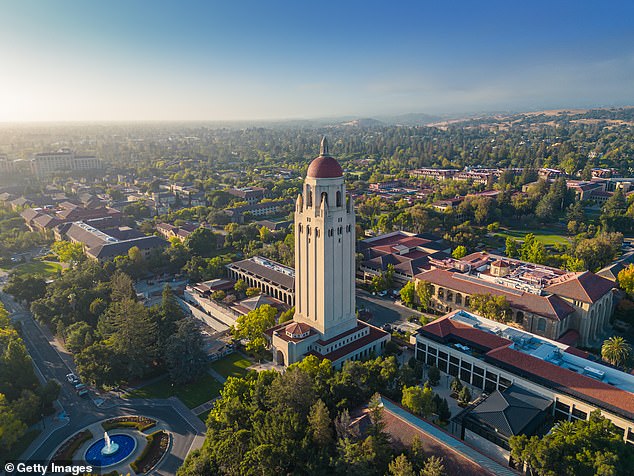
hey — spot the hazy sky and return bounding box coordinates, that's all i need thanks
[1,1,633,121]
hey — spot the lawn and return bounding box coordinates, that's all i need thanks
[494,229,570,246]
[209,353,253,379]
[127,373,223,409]
[13,260,63,277]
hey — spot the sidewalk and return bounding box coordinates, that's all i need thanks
[191,397,219,415]
[207,367,227,383]
[21,401,70,460]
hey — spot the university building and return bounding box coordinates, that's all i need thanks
[413,310,634,465]
[266,138,389,367]
[415,252,615,346]
[226,256,295,306]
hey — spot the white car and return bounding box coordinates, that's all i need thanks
[66,373,79,384]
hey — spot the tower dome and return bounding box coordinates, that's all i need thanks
[307,137,343,179]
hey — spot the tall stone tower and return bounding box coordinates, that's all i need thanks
[293,137,357,340]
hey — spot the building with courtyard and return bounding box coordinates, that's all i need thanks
[413,309,634,464]
[415,251,615,346]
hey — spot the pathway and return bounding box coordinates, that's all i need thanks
[191,397,219,416]
[207,367,227,383]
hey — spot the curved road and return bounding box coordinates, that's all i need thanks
[1,291,206,475]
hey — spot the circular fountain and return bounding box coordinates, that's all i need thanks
[84,432,136,467]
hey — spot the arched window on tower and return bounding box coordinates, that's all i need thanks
[306,186,312,207]
[336,191,342,207]
[321,192,328,206]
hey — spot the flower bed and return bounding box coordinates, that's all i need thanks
[101,416,156,432]
[130,430,170,474]
[51,430,93,463]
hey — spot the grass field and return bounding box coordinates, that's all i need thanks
[13,260,63,276]
[209,353,253,379]
[127,373,223,409]
[494,229,570,246]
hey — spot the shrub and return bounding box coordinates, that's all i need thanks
[130,430,169,474]
[51,430,93,463]
[428,365,440,386]
[101,416,157,432]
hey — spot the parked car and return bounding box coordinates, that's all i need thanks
[75,384,88,397]
[66,373,79,384]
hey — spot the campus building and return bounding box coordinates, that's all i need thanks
[267,138,389,367]
[358,231,451,284]
[415,252,615,346]
[30,149,102,177]
[64,221,166,261]
[414,309,634,465]
[226,256,295,306]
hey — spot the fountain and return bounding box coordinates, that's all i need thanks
[85,432,136,467]
[101,431,119,455]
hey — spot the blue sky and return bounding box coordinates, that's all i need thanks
[1,1,633,121]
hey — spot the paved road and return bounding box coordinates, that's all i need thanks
[0,291,205,475]
[356,290,421,329]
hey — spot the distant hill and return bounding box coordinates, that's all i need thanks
[374,112,443,126]
[340,118,384,128]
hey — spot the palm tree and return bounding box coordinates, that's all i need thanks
[601,336,632,368]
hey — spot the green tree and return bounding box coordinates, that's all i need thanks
[458,386,471,405]
[401,384,434,417]
[437,398,451,423]
[388,454,416,476]
[278,307,295,324]
[451,245,467,259]
[4,274,47,304]
[415,280,432,311]
[450,377,463,395]
[233,304,277,356]
[420,456,445,476]
[75,342,118,387]
[0,393,27,451]
[64,321,93,354]
[185,227,217,256]
[400,281,416,307]
[105,299,158,381]
[505,237,519,259]
[618,264,634,298]
[469,293,511,322]
[234,279,248,293]
[307,399,333,449]
[427,365,440,386]
[245,287,260,297]
[259,226,272,243]
[601,336,631,368]
[52,240,84,264]
[509,411,634,476]
[165,318,208,384]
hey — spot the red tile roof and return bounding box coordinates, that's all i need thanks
[544,271,614,303]
[485,345,634,420]
[416,269,575,321]
[285,322,311,336]
[420,315,634,421]
[308,324,388,362]
[422,316,512,351]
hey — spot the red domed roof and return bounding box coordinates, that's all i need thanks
[307,155,343,178]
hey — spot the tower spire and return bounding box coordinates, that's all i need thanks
[320,136,329,156]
